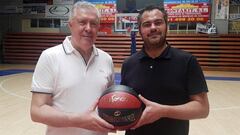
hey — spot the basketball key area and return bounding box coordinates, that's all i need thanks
[0,65,240,135]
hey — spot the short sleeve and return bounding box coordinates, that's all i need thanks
[187,56,208,95]
[31,50,55,94]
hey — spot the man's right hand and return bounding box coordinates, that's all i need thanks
[31,93,116,133]
[68,100,116,133]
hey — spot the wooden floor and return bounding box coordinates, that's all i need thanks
[0,64,240,135]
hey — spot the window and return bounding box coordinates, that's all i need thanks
[39,19,52,27]
[168,22,197,34]
[31,19,38,27]
[188,23,196,30]
[169,23,178,30]
[54,19,60,28]
[187,23,197,33]
[179,23,187,33]
[31,19,61,28]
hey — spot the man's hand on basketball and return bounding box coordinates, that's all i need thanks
[131,95,165,129]
[70,100,116,133]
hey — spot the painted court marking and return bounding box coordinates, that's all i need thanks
[1,69,240,81]
[0,74,31,100]
[0,69,240,111]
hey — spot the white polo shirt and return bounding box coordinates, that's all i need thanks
[32,36,114,135]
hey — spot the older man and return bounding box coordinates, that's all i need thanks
[30,1,115,135]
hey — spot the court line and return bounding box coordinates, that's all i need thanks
[211,106,240,111]
[0,73,239,111]
[0,74,31,100]
[1,69,240,81]
[0,69,33,76]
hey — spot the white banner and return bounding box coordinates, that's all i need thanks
[45,5,72,19]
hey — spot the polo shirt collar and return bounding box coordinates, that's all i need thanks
[62,36,99,56]
[138,42,172,60]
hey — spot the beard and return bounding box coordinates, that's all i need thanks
[143,31,166,51]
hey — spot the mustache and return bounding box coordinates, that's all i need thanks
[147,31,162,37]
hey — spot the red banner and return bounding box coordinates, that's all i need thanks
[96,4,117,23]
[164,3,210,22]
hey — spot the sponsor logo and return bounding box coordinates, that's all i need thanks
[111,94,127,102]
[114,110,121,116]
[49,6,69,15]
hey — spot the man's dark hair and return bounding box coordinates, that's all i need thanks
[137,5,168,27]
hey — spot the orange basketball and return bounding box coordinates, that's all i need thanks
[98,85,143,130]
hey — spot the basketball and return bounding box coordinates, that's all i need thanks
[98,85,143,130]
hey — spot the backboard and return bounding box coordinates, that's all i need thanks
[114,13,139,33]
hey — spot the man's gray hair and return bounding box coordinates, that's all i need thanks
[69,1,101,21]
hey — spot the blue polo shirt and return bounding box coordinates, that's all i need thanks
[121,45,208,135]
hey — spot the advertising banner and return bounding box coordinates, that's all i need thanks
[96,4,117,23]
[45,5,71,18]
[164,3,210,22]
[84,0,117,23]
[164,0,210,4]
[86,0,116,4]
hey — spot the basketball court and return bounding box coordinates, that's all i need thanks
[0,64,240,135]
